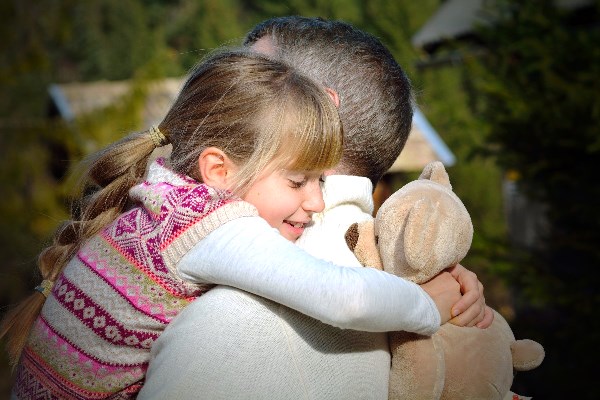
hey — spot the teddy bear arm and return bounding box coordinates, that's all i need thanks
[389,331,444,400]
[437,319,514,400]
[511,339,545,371]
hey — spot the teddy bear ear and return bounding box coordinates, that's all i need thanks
[419,161,452,190]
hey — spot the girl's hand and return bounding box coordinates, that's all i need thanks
[420,271,462,325]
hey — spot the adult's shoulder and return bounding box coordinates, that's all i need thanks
[140,287,314,399]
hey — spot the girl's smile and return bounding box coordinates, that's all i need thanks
[243,169,325,241]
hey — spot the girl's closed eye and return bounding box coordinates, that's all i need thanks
[286,172,308,189]
[288,178,307,189]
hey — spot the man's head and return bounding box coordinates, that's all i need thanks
[244,16,414,187]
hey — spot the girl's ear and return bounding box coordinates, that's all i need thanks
[198,147,237,190]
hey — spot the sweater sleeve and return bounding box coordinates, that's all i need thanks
[177,217,440,335]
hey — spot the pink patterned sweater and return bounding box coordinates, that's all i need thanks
[13,159,257,399]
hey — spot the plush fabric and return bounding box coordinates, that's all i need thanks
[11,159,256,400]
[347,162,545,400]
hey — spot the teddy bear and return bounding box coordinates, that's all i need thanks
[345,161,544,400]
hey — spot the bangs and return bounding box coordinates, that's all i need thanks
[227,69,343,196]
[278,86,343,172]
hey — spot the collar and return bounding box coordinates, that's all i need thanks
[320,175,374,215]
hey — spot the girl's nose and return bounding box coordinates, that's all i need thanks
[303,181,325,214]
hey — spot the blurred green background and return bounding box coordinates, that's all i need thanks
[1,0,598,398]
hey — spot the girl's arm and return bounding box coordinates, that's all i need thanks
[178,217,441,335]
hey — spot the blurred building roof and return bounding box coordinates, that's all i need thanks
[48,79,454,172]
[48,78,184,128]
[412,0,486,53]
[412,0,594,53]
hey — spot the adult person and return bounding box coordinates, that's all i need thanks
[140,16,492,400]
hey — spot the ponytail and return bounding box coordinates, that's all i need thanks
[0,127,168,367]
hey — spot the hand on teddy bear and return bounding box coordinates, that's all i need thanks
[420,271,461,325]
[446,264,493,328]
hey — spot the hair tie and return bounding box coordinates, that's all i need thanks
[149,126,169,147]
[35,279,55,298]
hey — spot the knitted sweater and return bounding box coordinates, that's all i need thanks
[12,159,257,400]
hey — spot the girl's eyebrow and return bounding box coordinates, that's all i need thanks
[281,169,306,176]
[285,173,307,181]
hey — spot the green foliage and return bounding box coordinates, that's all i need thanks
[470,0,600,300]
[246,0,361,22]
[165,0,250,69]
[0,1,78,313]
[360,0,439,76]
[468,1,600,397]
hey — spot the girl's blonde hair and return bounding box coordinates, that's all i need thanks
[0,50,342,366]
[165,50,342,194]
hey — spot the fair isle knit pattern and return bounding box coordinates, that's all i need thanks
[13,158,258,400]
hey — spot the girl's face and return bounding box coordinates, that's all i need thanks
[243,168,326,242]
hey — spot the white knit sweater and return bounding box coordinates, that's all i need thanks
[140,176,440,399]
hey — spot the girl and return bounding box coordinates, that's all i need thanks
[3,50,454,399]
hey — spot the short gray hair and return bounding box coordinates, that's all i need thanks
[245,16,414,187]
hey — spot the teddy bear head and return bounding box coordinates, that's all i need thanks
[346,161,473,283]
